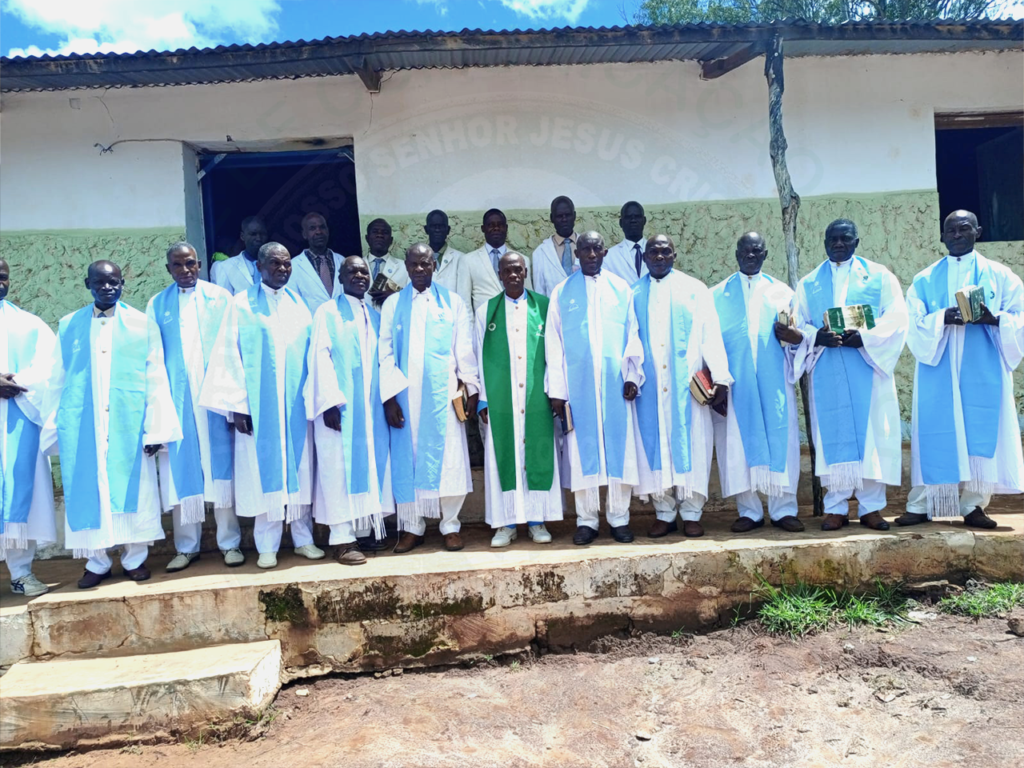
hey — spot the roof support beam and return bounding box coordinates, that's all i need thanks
[351,58,382,93]
[700,43,763,80]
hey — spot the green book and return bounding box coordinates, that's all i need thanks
[955,285,985,323]
[823,304,876,333]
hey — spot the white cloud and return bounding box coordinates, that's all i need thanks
[4,0,281,58]
[498,0,590,24]
[414,0,450,16]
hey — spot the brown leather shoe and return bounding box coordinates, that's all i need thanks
[647,519,678,538]
[771,516,805,533]
[333,544,367,566]
[963,508,998,529]
[859,511,890,531]
[393,532,424,554]
[682,521,704,538]
[443,532,464,552]
[821,514,849,531]
[731,517,765,533]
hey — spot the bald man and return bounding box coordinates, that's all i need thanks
[1,259,58,596]
[900,210,1023,528]
[41,261,181,588]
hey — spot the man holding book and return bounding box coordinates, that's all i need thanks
[545,231,643,545]
[379,243,479,553]
[711,233,806,534]
[793,219,908,531]
[898,210,1023,528]
[474,251,562,547]
[633,234,732,539]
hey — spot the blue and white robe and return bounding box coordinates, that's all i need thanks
[146,280,234,522]
[199,283,314,523]
[40,303,181,558]
[305,293,394,536]
[793,256,908,491]
[906,251,1024,517]
[0,300,57,557]
[632,270,731,501]
[545,270,643,514]
[711,272,803,500]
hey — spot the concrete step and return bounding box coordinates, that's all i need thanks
[0,640,281,750]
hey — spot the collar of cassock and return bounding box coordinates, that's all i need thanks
[93,305,116,318]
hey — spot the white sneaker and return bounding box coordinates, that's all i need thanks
[165,552,199,572]
[257,552,278,569]
[11,573,49,597]
[528,524,553,544]
[223,548,245,567]
[490,527,517,548]
[294,544,325,560]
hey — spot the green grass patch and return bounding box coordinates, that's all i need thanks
[938,583,1024,618]
[753,578,910,638]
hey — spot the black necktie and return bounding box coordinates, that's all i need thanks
[634,243,643,277]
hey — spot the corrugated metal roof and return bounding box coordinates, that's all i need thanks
[1,19,1020,92]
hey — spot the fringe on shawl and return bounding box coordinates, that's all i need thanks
[0,523,30,558]
[750,465,787,499]
[926,483,961,520]
[965,455,995,497]
[823,461,863,494]
[212,479,234,510]
[397,492,441,531]
[490,489,563,528]
[178,494,207,525]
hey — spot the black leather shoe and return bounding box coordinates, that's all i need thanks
[573,526,599,546]
[357,535,389,552]
[771,516,805,533]
[963,508,998,529]
[123,565,151,582]
[609,525,634,543]
[77,569,111,589]
[731,517,765,533]
[894,512,929,527]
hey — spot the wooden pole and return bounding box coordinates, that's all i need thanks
[764,34,823,516]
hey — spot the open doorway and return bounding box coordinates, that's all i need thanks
[199,146,362,271]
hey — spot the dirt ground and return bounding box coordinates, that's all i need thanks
[16,612,1023,768]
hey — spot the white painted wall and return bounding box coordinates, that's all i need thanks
[0,50,1020,231]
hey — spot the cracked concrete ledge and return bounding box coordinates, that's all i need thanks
[11,517,1021,678]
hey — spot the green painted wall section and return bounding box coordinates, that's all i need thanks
[0,227,187,326]
[364,189,1023,422]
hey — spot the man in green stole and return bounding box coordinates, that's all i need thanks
[475,252,562,546]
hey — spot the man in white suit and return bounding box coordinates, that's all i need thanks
[603,202,648,286]
[211,215,268,295]
[290,212,344,314]
[365,218,409,308]
[425,210,464,292]
[457,209,533,315]
[532,196,580,296]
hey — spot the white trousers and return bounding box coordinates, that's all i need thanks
[4,543,36,580]
[736,490,799,522]
[172,506,242,554]
[824,479,887,518]
[253,510,315,554]
[576,488,631,530]
[328,522,373,545]
[403,495,465,537]
[86,542,148,575]
[905,486,992,519]
[654,491,706,523]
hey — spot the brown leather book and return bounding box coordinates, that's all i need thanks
[452,383,470,423]
[690,365,715,406]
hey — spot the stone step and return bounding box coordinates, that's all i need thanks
[0,640,281,750]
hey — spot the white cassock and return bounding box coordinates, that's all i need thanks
[793,257,908,518]
[531,234,578,297]
[290,249,345,315]
[211,252,259,296]
[474,294,562,528]
[456,244,535,315]
[199,285,315,554]
[41,305,181,574]
[711,272,803,522]
[305,294,394,544]
[603,238,648,287]
[378,285,478,536]
[905,251,1024,518]
[146,283,241,556]
[634,271,732,523]
[545,271,643,529]
[0,300,57,579]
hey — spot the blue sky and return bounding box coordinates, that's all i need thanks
[0,0,637,58]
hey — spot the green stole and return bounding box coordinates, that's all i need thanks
[481,290,554,492]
